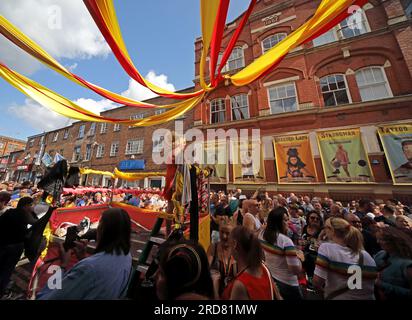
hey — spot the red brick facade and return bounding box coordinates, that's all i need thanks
[192,0,412,201]
[23,88,195,188]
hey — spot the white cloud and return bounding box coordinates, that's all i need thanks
[8,99,75,132]
[7,71,175,132]
[0,0,110,74]
[73,98,118,114]
[121,70,176,101]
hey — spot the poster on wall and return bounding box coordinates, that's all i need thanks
[378,124,412,185]
[201,141,228,184]
[230,140,265,184]
[317,128,374,183]
[273,134,318,183]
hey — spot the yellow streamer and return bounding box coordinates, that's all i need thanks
[229,0,362,86]
[199,0,220,90]
[113,168,166,181]
[79,168,115,178]
[0,63,204,126]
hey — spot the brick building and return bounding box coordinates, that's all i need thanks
[23,88,195,188]
[192,0,412,201]
[0,135,26,157]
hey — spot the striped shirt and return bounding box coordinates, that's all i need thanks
[259,231,301,286]
[315,242,377,300]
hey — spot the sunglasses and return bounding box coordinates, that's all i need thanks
[309,216,320,221]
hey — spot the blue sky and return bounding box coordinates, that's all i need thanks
[0,0,250,140]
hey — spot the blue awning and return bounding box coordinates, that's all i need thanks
[119,160,145,171]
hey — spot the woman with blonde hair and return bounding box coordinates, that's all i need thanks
[313,218,377,300]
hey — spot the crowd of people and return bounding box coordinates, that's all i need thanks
[1,178,412,300]
[206,190,412,300]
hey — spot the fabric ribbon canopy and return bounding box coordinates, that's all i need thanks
[0,0,367,126]
[78,167,166,181]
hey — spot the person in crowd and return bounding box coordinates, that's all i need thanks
[313,201,326,221]
[395,215,412,230]
[288,204,306,240]
[375,205,397,227]
[233,195,246,226]
[374,227,412,300]
[38,208,133,299]
[0,191,11,216]
[300,211,323,288]
[313,218,377,300]
[243,199,263,233]
[345,213,381,256]
[207,220,236,299]
[259,207,303,300]
[156,240,214,300]
[355,199,374,220]
[302,196,314,214]
[222,226,281,300]
[0,197,37,297]
[210,196,231,244]
[330,204,344,219]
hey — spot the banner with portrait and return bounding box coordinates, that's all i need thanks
[317,128,374,183]
[201,141,228,184]
[378,124,412,185]
[230,140,265,184]
[273,134,317,183]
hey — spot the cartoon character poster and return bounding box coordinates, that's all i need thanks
[273,134,317,183]
[317,128,374,183]
[378,124,412,185]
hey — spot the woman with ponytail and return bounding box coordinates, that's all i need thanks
[313,218,377,300]
[222,226,282,300]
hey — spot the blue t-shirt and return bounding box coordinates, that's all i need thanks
[38,251,132,300]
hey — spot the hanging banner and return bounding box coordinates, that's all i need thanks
[41,152,53,167]
[273,134,318,184]
[378,124,412,185]
[201,141,228,184]
[317,128,374,183]
[231,140,265,184]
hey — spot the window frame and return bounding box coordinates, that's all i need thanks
[230,94,250,121]
[63,129,69,140]
[223,47,245,72]
[125,139,144,155]
[72,146,81,162]
[96,144,105,158]
[89,123,96,136]
[78,124,85,139]
[261,33,287,54]
[113,123,121,132]
[267,81,299,115]
[355,66,393,102]
[110,142,119,157]
[319,74,352,107]
[84,144,92,161]
[100,123,108,134]
[210,98,226,124]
